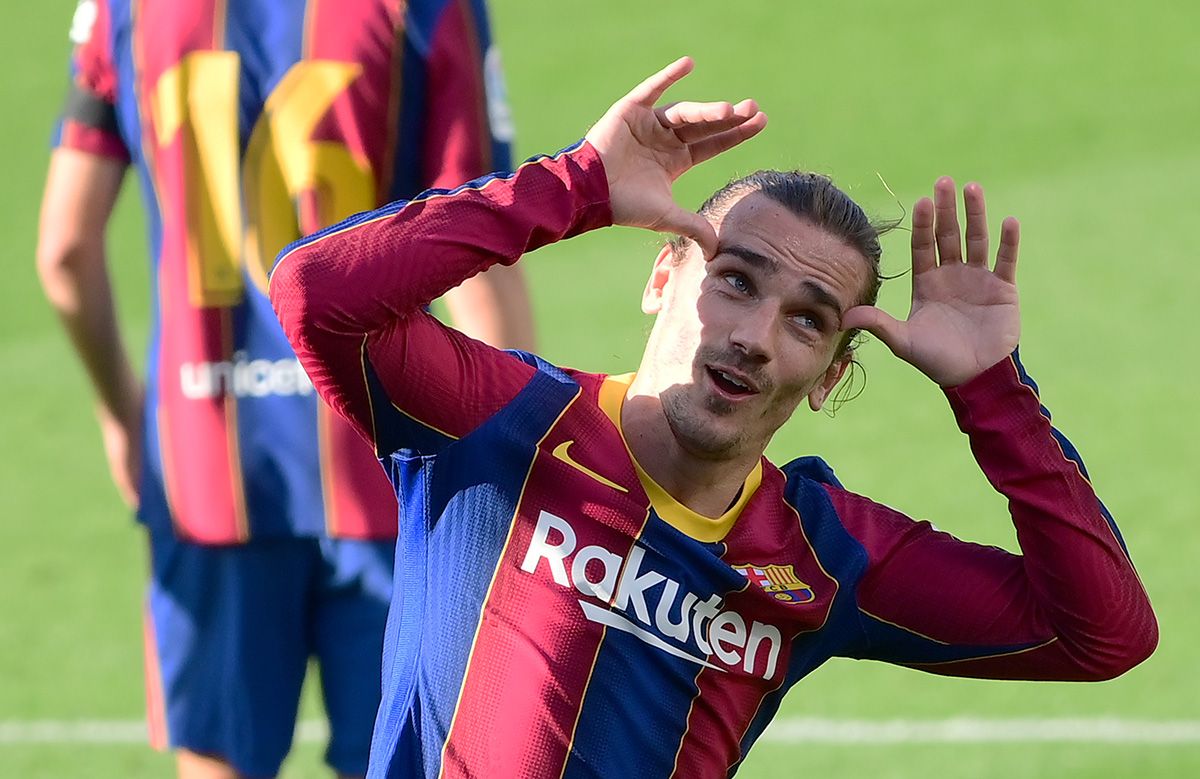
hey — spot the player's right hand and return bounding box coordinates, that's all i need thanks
[584,57,766,258]
[97,391,143,511]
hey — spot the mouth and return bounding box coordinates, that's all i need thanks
[705,365,759,400]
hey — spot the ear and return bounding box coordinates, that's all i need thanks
[807,354,852,412]
[641,244,677,315]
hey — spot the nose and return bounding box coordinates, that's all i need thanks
[728,303,774,363]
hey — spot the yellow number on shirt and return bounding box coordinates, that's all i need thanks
[150,53,375,307]
[242,60,373,294]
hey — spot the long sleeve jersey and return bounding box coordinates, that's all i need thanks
[270,141,1157,778]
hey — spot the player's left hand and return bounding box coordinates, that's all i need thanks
[842,178,1020,387]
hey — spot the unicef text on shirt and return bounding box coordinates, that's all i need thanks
[179,355,316,399]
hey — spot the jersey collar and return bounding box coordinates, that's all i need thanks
[597,373,762,543]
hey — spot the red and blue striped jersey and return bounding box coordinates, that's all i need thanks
[55,0,512,542]
[270,143,1157,777]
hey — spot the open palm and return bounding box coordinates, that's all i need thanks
[843,178,1021,387]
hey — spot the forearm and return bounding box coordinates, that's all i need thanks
[37,148,137,424]
[942,351,1157,673]
[38,247,141,423]
[270,141,609,342]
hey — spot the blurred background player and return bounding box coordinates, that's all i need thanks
[36,0,533,777]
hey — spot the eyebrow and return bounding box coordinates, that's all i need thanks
[720,244,846,323]
[720,245,779,274]
[801,281,844,326]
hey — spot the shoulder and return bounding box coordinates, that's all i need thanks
[778,455,917,546]
[779,455,843,489]
[489,351,598,418]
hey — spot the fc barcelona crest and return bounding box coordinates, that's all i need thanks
[734,564,815,604]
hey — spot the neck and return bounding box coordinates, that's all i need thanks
[621,378,762,519]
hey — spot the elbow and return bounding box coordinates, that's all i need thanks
[268,248,310,345]
[36,235,91,305]
[37,234,76,276]
[1107,611,1159,680]
[1077,605,1159,681]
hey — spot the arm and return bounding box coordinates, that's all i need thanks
[38,0,141,508]
[269,144,611,457]
[270,58,765,456]
[838,181,1156,679]
[37,148,140,508]
[421,0,535,351]
[834,356,1156,680]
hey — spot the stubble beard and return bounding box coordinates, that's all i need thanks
[659,382,748,461]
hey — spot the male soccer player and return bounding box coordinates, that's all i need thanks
[37,0,533,777]
[270,58,1157,778]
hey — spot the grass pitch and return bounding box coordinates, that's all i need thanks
[2,1,1197,776]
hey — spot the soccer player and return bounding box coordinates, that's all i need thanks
[270,58,1157,777]
[36,0,532,777]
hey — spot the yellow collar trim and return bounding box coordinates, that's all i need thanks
[598,373,762,543]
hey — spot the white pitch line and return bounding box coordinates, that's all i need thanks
[2,718,1199,746]
[759,718,1200,744]
[0,720,330,745]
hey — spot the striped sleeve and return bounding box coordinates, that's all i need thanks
[54,0,130,162]
[269,141,612,458]
[831,352,1157,681]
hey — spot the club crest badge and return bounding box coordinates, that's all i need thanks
[735,564,815,604]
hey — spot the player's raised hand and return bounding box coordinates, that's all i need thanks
[585,57,767,257]
[842,178,1021,387]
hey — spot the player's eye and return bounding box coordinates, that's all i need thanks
[722,273,752,296]
[789,312,822,331]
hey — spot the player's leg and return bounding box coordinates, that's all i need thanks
[145,531,318,778]
[310,537,395,779]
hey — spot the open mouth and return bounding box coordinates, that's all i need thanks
[706,366,756,398]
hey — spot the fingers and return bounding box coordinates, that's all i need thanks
[933,176,962,264]
[910,197,936,275]
[625,56,694,106]
[687,111,768,166]
[963,182,989,267]
[660,208,719,259]
[994,216,1020,283]
[914,175,1017,283]
[842,305,907,358]
[658,98,758,143]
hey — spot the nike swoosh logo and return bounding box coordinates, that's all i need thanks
[551,440,629,493]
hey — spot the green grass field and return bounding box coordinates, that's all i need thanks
[3,1,1198,776]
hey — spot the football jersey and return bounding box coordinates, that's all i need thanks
[55,0,512,541]
[270,142,1157,777]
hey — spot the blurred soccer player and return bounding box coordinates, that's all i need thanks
[272,58,1157,777]
[36,0,533,777]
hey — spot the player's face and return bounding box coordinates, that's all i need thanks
[640,192,871,461]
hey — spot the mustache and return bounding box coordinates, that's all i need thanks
[695,348,772,393]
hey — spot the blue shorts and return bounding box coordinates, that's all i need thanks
[144,532,394,778]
